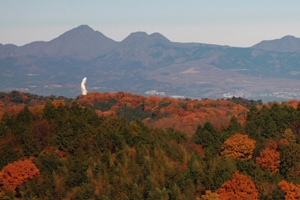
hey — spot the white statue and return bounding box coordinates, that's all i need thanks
[81,77,88,95]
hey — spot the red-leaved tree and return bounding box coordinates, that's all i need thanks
[256,147,280,174]
[216,171,259,200]
[278,180,300,199]
[0,159,40,194]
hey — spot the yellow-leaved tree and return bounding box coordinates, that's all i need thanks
[221,133,256,160]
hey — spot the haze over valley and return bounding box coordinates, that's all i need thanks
[1,25,300,102]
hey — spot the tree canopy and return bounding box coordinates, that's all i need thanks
[0,91,300,199]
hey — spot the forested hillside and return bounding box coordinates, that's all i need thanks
[76,92,258,136]
[1,91,300,199]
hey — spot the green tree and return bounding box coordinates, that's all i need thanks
[212,157,237,191]
[14,106,36,156]
[280,143,300,182]
[282,128,296,144]
[0,112,13,136]
[193,122,221,157]
[43,101,57,121]
[226,116,243,136]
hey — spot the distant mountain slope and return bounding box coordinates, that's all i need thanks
[0,25,117,59]
[252,35,300,52]
[1,25,300,102]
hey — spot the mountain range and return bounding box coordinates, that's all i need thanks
[1,25,300,102]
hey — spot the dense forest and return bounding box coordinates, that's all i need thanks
[0,90,300,199]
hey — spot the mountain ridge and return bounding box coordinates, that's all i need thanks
[1,25,300,102]
[2,25,299,58]
[252,35,300,52]
[0,25,118,59]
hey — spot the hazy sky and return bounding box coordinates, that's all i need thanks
[1,0,300,47]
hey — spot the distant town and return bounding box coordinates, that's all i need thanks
[146,89,300,102]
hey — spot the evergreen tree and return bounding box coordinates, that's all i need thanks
[193,122,222,157]
[226,116,243,136]
[14,106,36,156]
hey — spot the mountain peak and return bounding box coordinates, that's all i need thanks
[121,31,171,46]
[121,32,154,47]
[252,35,300,52]
[16,25,117,59]
[130,31,149,36]
[46,25,117,59]
[66,24,97,35]
[122,32,149,41]
[56,24,98,40]
[149,32,170,44]
[75,24,93,30]
[281,35,296,39]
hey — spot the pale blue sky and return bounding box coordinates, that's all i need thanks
[1,0,300,47]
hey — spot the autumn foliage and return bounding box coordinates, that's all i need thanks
[256,147,280,174]
[216,171,259,200]
[76,92,248,136]
[221,134,256,160]
[279,180,300,199]
[0,91,249,137]
[2,91,300,199]
[0,159,40,193]
[200,190,220,200]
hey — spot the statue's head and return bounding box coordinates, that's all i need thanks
[82,77,87,83]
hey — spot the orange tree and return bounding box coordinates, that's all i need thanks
[221,133,256,160]
[256,147,280,174]
[216,171,258,200]
[278,180,300,199]
[0,158,40,194]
